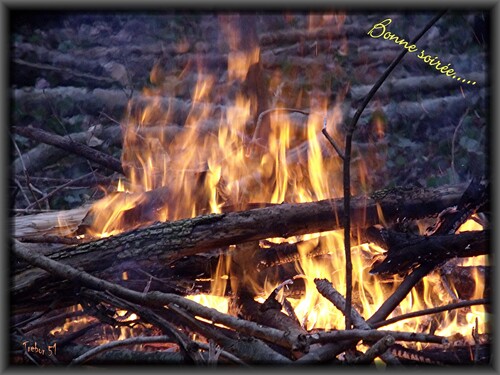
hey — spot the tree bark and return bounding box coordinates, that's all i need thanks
[369,229,489,275]
[14,126,124,174]
[13,183,467,311]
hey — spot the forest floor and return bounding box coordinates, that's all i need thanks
[10,11,489,212]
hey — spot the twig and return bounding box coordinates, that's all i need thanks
[83,289,203,364]
[321,117,344,160]
[207,340,222,365]
[25,171,97,210]
[56,322,101,346]
[366,263,435,325]
[70,336,174,365]
[309,329,446,345]
[196,341,249,366]
[472,317,481,364]
[314,278,401,365]
[15,173,116,187]
[16,235,83,245]
[348,335,395,365]
[371,298,490,329]
[13,178,31,207]
[264,278,294,304]
[282,298,301,327]
[439,270,460,301]
[20,310,87,334]
[98,111,122,125]
[340,10,446,331]
[13,242,300,351]
[11,135,42,209]
[23,350,41,366]
[451,108,470,183]
[12,307,53,330]
[14,126,124,175]
[169,303,291,364]
[12,208,58,214]
[314,278,367,328]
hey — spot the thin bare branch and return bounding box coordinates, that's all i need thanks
[25,171,97,210]
[341,10,446,330]
[71,336,174,365]
[13,242,300,351]
[371,298,490,329]
[309,329,446,345]
[348,335,395,365]
[321,118,344,160]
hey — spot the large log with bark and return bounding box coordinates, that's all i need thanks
[13,183,468,313]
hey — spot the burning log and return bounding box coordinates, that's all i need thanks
[368,177,489,274]
[368,229,489,275]
[13,183,468,312]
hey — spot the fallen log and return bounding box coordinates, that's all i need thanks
[350,72,486,102]
[14,126,124,174]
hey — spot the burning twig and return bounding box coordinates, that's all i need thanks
[83,289,203,363]
[366,178,488,324]
[367,263,435,325]
[347,335,395,365]
[19,310,87,334]
[55,322,102,347]
[248,107,310,155]
[368,229,489,275]
[313,278,400,364]
[372,298,490,329]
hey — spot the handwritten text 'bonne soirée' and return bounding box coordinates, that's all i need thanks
[367,18,476,85]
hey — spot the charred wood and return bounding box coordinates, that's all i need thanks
[368,229,489,276]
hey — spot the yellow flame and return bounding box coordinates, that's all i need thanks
[81,12,488,348]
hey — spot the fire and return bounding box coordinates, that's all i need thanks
[82,13,487,348]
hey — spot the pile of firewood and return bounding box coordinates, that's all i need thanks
[10,12,490,366]
[11,178,490,365]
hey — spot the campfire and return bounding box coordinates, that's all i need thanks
[11,11,490,366]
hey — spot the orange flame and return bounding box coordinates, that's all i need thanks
[83,12,488,348]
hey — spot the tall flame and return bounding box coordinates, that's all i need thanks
[85,13,488,346]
